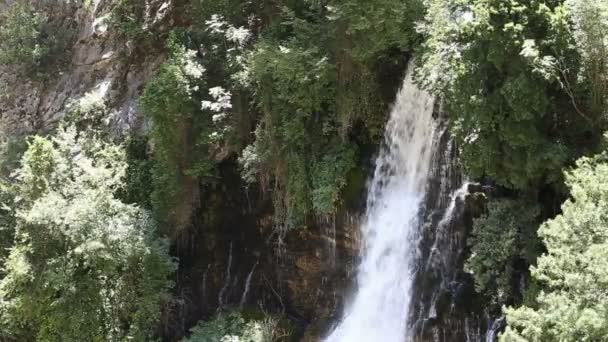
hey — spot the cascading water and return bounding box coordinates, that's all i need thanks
[218,242,233,308]
[239,261,258,307]
[326,66,436,342]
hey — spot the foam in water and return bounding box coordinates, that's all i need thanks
[326,67,436,342]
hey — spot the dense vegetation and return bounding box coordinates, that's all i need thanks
[182,311,288,342]
[0,1,76,75]
[243,0,423,232]
[0,0,607,340]
[416,0,608,335]
[502,143,608,340]
[0,124,175,340]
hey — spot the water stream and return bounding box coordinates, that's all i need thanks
[325,67,436,342]
[218,242,233,309]
[240,261,258,308]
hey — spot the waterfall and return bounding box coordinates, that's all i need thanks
[239,261,258,308]
[485,316,505,342]
[326,66,436,342]
[218,242,233,308]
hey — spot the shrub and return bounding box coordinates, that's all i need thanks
[108,0,149,41]
[248,38,356,228]
[0,127,175,341]
[328,0,423,63]
[567,0,608,114]
[240,0,425,232]
[0,1,76,74]
[139,34,210,228]
[417,0,598,189]
[183,312,286,342]
[501,142,608,341]
[0,3,48,69]
[466,199,541,302]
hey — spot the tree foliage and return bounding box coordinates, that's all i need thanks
[417,0,599,189]
[567,0,608,114]
[0,1,76,74]
[0,127,175,341]
[327,0,423,63]
[0,2,48,69]
[248,36,356,227]
[183,312,285,342]
[140,34,211,229]
[501,143,608,341]
[466,199,540,302]
[140,18,253,229]
[243,0,423,230]
[109,0,149,41]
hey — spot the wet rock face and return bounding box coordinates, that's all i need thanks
[157,158,361,341]
[280,214,360,339]
[408,114,502,342]
[161,115,502,342]
[410,186,498,342]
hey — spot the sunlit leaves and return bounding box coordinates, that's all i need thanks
[0,127,175,341]
[418,0,587,189]
[502,145,608,341]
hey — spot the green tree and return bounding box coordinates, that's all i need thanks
[466,199,540,302]
[243,0,423,231]
[0,1,76,74]
[248,37,354,227]
[139,34,210,230]
[109,0,149,41]
[183,312,284,342]
[0,127,175,341]
[501,143,608,341]
[417,0,598,189]
[328,0,423,63]
[0,2,48,68]
[567,0,608,114]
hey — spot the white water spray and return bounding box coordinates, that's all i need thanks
[326,67,436,342]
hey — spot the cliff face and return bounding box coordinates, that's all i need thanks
[161,157,363,340]
[409,114,498,341]
[0,0,169,135]
[0,2,364,339]
[155,110,498,341]
[0,2,495,341]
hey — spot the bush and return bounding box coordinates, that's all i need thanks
[0,3,48,69]
[567,0,608,114]
[466,199,541,302]
[417,0,598,189]
[183,312,286,342]
[328,0,423,63]
[139,34,211,228]
[0,1,76,74]
[242,0,423,230]
[248,37,357,228]
[109,0,149,41]
[118,136,154,208]
[501,142,608,341]
[0,127,175,341]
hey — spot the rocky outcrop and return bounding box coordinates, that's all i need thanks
[1,2,366,340]
[408,110,502,341]
[0,0,171,135]
[152,157,363,341]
